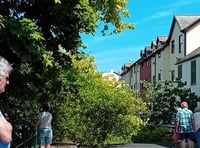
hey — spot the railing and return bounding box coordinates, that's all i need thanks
[11,124,38,148]
[13,126,38,148]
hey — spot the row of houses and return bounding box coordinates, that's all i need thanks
[108,15,200,98]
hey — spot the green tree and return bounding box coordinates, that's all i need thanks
[0,0,134,51]
[142,79,200,124]
[0,0,135,146]
[64,53,146,147]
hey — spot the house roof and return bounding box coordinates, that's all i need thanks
[140,46,153,58]
[123,63,133,69]
[119,62,134,76]
[156,36,168,44]
[167,15,200,44]
[121,62,133,71]
[144,46,152,51]
[176,46,200,64]
[150,36,168,57]
[175,15,200,31]
[151,40,157,49]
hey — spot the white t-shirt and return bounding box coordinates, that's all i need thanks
[38,111,52,129]
[194,112,200,132]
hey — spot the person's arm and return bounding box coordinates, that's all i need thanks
[175,121,179,132]
[175,112,179,132]
[0,115,12,144]
[31,114,41,127]
[32,120,40,127]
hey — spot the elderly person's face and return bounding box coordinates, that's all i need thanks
[0,70,9,93]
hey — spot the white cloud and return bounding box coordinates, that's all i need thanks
[151,10,175,19]
[135,10,174,25]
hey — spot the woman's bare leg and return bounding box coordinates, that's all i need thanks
[45,144,50,148]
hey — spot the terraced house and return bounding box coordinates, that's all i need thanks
[120,14,200,98]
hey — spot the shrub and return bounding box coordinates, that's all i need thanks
[131,125,171,143]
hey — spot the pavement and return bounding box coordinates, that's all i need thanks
[109,142,175,148]
[51,142,175,148]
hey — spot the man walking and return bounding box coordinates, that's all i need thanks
[175,101,195,148]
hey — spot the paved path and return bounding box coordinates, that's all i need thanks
[51,142,175,148]
[109,142,174,148]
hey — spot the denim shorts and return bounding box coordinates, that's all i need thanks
[39,128,53,145]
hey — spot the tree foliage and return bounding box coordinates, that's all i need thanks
[62,53,146,147]
[0,0,136,147]
[141,79,200,124]
[0,0,134,52]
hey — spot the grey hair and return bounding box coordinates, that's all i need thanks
[0,56,13,75]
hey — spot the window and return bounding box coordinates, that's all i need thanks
[171,70,175,81]
[131,85,133,90]
[158,73,161,81]
[153,75,156,83]
[152,56,155,64]
[179,35,184,53]
[191,60,196,85]
[178,65,182,79]
[171,40,175,53]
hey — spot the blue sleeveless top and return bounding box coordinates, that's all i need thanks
[0,112,10,148]
[0,141,10,148]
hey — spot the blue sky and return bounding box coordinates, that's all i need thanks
[81,0,200,73]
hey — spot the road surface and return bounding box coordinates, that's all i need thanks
[52,142,175,148]
[109,142,174,148]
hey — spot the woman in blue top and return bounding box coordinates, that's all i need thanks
[0,57,13,148]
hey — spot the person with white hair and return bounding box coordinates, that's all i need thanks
[175,101,195,148]
[0,56,13,148]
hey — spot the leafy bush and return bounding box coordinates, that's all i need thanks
[131,125,171,143]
